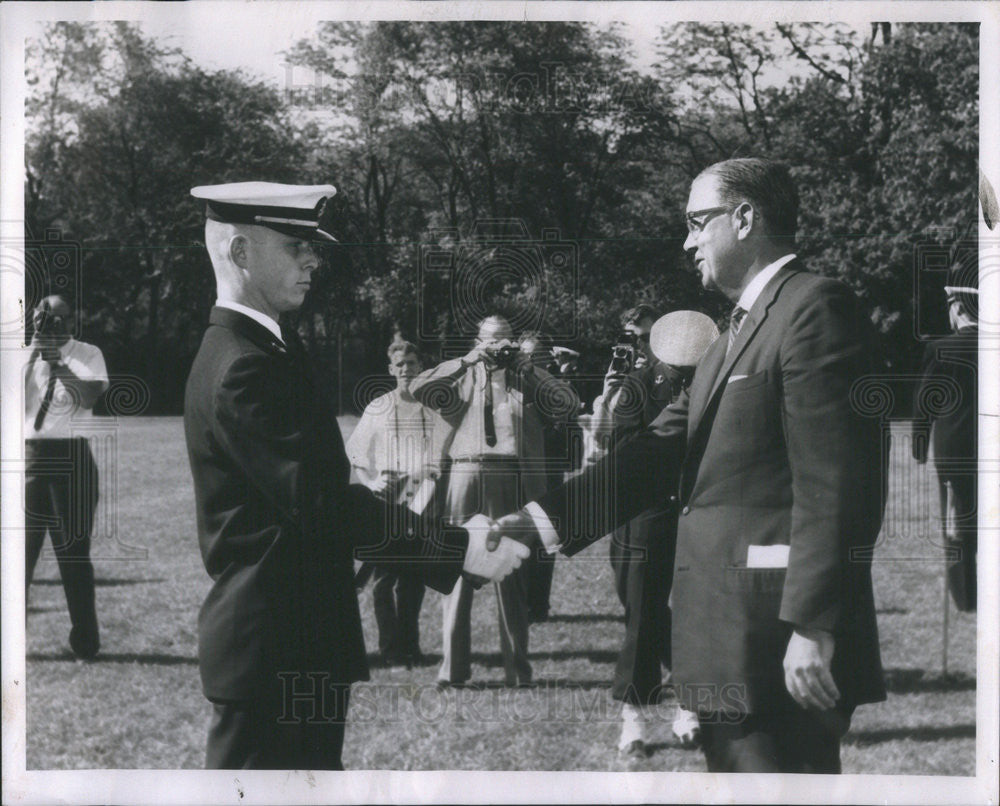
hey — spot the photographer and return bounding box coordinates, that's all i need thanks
[588,304,697,761]
[24,294,109,660]
[411,315,578,687]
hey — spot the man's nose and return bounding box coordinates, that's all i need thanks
[301,243,320,268]
[683,229,696,252]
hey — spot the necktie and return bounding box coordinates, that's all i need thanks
[483,367,497,448]
[34,363,58,432]
[727,305,748,355]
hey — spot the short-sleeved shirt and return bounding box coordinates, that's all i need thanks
[23,338,109,439]
[346,391,448,481]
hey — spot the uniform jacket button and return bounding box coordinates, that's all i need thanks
[681,506,690,515]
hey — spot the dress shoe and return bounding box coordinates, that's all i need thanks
[69,628,99,661]
[672,707,701,748]
[619,739,647,763]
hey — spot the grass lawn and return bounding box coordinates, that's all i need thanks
[24,418,976,773]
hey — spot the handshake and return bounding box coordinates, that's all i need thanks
[460,510,539,584]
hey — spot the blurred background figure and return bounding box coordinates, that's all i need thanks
[587,303,698,761]
[24,294,109,660]
[912,262,978,612]
[517,333,572,624]
[412,315,578,687]
[347,339,450,667]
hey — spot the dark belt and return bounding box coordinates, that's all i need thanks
[450,455,520,464]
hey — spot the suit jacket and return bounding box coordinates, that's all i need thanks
[410,357,580,503]
[911,327,978,470]
[184,307,468,701]
[539,263,887,715]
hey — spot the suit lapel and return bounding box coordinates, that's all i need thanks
[686,336,727,438]
[689,263,799,441]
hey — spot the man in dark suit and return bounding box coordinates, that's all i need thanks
[184,182,528,770]
[491,158,887,773]
[912,264,978,611]
[588,303,697,759]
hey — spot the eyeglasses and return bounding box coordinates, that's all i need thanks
[685,206,733,233]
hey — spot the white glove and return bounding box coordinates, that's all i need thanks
[461,514,530,582]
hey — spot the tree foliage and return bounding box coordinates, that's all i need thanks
[25,21,979,411]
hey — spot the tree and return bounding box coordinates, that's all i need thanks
[26,22,307,410]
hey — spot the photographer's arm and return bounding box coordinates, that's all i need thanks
[44,347,108,410]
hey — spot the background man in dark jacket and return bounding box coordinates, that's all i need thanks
[912,263,978,612]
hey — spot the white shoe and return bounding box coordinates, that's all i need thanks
[618,702,647,750]
[672,707,701,748]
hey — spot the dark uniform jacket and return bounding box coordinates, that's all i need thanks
[539,263,888,716]
[912,327,978,466]
[185,307,467,701]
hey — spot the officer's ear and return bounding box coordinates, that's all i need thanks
[228,234,250,269]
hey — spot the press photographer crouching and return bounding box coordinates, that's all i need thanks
[24,294,109,660]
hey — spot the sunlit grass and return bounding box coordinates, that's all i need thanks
[25,418,975,773]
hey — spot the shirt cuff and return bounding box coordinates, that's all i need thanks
[524,501,561,554]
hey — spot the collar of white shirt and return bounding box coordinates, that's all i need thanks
[215,300,283,344]
[736,253,797,313]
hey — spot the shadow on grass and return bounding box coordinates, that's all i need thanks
[31,578,167,587]
[845,724,975,745]
[455,650,621,665]
[28,651,197,666]
[373,649,623,667]
[541,614,624,624]
[883,667,976,693]
[431,678,614,690]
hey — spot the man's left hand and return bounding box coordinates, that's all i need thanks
[783,627,840,710]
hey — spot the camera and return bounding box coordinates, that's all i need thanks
[493,344,520,368]
[34,311,66,337]
[609,331,639,375]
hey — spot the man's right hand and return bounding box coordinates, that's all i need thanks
[461,514,531,582]
[486,509,540,552]
[371,470,405,499]
[461,346,489,368]
[602,362,627,396]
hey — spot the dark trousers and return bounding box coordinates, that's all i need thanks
[207,681,351,770]
[25,437,100,658]
[372,567,425,657]
[525,548,555,621]
[609,509,674,705]
[940,472,977,612]
[699,707,851,773]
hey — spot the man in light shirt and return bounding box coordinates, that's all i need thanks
[24,294,109,660]
[346,339,449,667]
